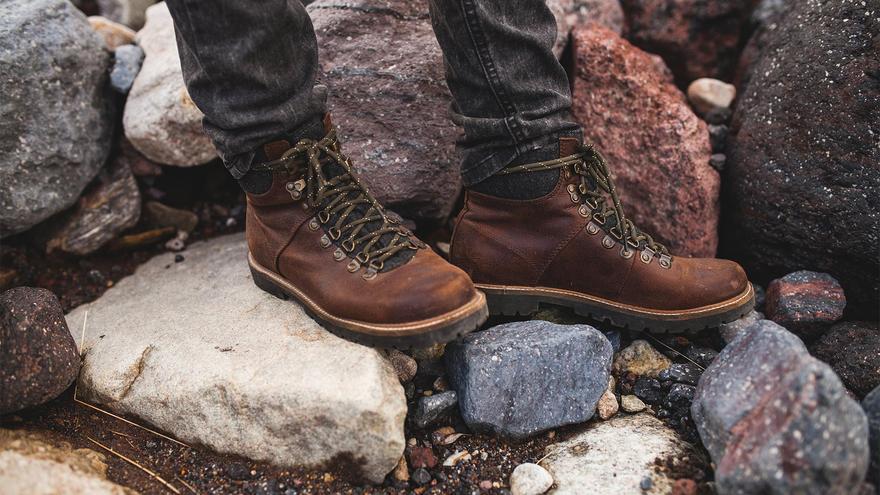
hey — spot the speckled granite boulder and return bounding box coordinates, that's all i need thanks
[765,270,846,339]
[693,320,869,494]
[863,386,880,487]
[445,321,612,439]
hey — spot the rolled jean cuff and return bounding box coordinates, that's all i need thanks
[459,128,583,186]
[222,150,256,180]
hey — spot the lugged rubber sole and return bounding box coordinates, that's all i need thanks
[248,253,489,349]
[476,282,755,334]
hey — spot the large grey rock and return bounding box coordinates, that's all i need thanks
[540,414,699,494]
[445,321,612,440]
[45,157,141,255]
[96,0,157,29]
[123,2,216,167]
[863,386,880,487]
[65,234,406,483]
[692,320,869,494]
[0,0,115,238]
[308,0,459,222]
[0,288,80,415]
[0,429,135,495]
[724,0,880,315]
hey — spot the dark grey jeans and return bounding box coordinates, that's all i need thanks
[165,0,581,186]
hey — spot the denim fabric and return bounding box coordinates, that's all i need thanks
[165,0,581,184]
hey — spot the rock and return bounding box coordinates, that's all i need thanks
[123,2,216,167]
[633,377,662,405]
[411,467,431,486]
[541,414,699,494]
[708,124,728,152]
[571,25,718,257]
[734,0,789,89]
[110,44,144,94]
[406,445,437,469]
[0,429,134,495]
[613,340,671,378]
[620,0,753,84]
[620,394,646,413]
[65,234,406,483]
[0,0,115,238]
[719,309,764,344]
[142,201,198,235]
[672,479,698,495]
[567,0,624,35]
[46,158,141,256]
[96,0,156,29]
[692,320,869,494]
[116,138,163,177]
[765,271,846,339]
[811,322,880,398]
[708,153,726,172]
[386,349,417,383]
[442,450,471,467]
[683,345,718,369]
[864,386,880,487]
[596,377,618,420]
[662,383,695,423]
[88,16,135,50]
[687,78,736,116]
[445,321,612,440]
[391,456,409,482]
[724,0,879,316]
[0,288,79,415]
[510,462,554,495]
[412,391,457,429]
[659,363,701,386]
[306,0,460,222]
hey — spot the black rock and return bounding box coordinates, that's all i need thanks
[684,345,718,369]
[412,467,432,486]
[445,321,612,440]
[812,322,880,398]
[708,124,728,152]
[633,378,662,405]
[754,284,766,311]
[663,383,696,421]
[724,0,879,316]
[704,107,732,125]
[412,391,457,429]
[709,153,726,171]
[693,320,869,494]
[659,363,702,386]
[0,287,80,414]
[863,386,880,487]
[603,330,622,353]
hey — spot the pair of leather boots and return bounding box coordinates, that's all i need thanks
[245,119,754,348]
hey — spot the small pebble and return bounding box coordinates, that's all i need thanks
[412,467,432,486]
[640,476,653,490]
[174,254,185,263]
[509,463,553,495]
[620,394,647,413]
[709,153,726,171]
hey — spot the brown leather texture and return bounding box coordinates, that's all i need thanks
[451,145,749,312]
[246,155,478,326]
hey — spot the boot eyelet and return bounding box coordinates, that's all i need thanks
[659,254,672,269]
[318,211,330,224]
[362,267,378,280]
[586,222,600,235]
[640,247,655,264]
[328,227,341,240]
[578,205,590,218]
[620,246,634,259]
[308,218,320,231]
[567,184,577,193]
[369,260,384,271]
[319,234,331,248]
[333,248,346,261]
[602,235,616,249]
[356,252,370,264]
[341,238,356,252]
[346,260,361,273]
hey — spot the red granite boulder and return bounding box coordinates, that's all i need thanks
[571,24,718,257]
[765,270,846,340]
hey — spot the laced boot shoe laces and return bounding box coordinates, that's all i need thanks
[245,123,487,347]
[451,138,754,333]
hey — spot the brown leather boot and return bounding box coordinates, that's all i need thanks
[450,138,754,333]
[245,122,487,348]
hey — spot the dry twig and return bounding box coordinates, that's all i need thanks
[87,437,181,494]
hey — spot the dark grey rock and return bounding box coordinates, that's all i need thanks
[411,467,431,486]
[709,153,726,171]
[693,320,869,494]
[704,107,732,125]
[412,391,457,429]
[708,124,728,152]
[864,386,880,487]
[0,0,115,237]
[684,345,718,368]
[0,287,80,414]
[725,0,879,315]
[663,383,696,421]
[659,363,701,386]
[603,330,621,353]
[445,321,612,440]
[812,322,880,398]
[633,377,662,404]
[110,44,144,94]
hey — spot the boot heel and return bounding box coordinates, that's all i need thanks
[250,265,289,300]
[483,291,539,316]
